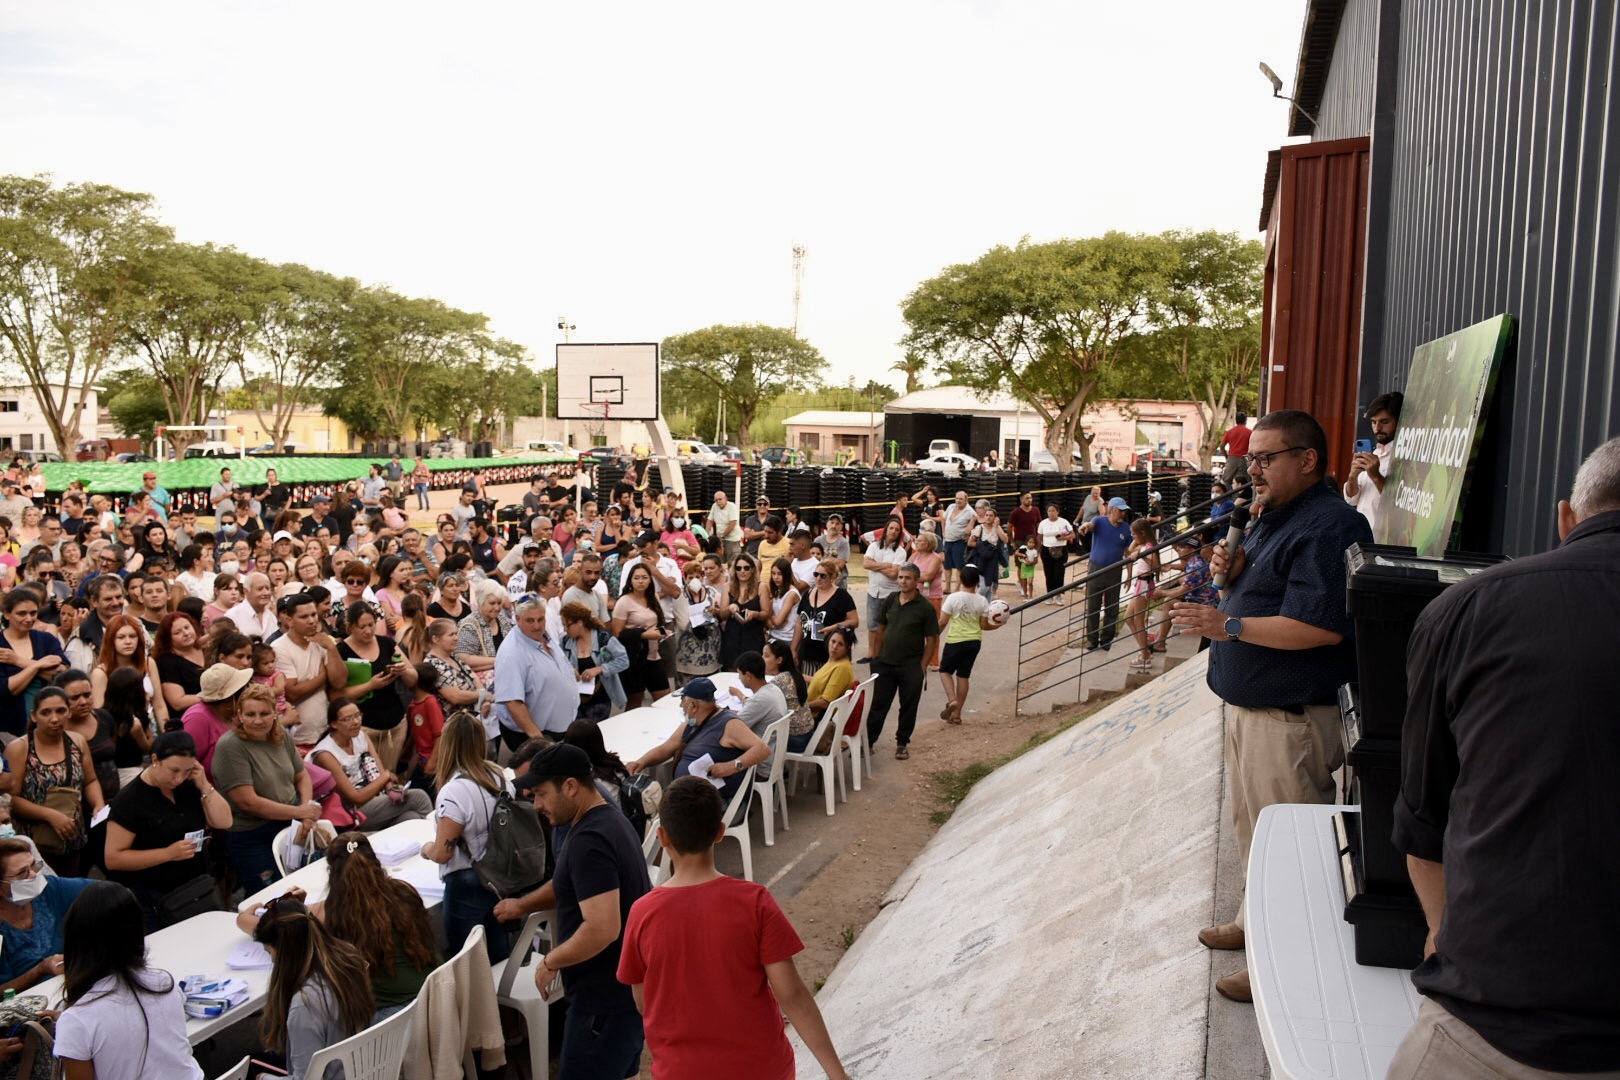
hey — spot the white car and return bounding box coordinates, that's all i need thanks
[1029,449,1086,472]
[916,452,979,473]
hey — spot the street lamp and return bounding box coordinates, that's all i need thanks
[556,315,575,344]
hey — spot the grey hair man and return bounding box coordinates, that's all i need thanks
[490,594,578,747]
[1385,435,1620,1078]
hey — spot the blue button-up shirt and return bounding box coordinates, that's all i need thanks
[491,627,579,736]
[1206,482,1373,709]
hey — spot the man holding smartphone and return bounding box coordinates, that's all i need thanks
[1343,391,1403,537]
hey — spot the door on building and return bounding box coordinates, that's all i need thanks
[1004,438,1031,470]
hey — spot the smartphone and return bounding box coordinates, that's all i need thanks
[1354,438,1374,453]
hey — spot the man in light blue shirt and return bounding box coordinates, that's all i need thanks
[491,596,578,750]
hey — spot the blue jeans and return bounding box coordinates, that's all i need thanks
[559,1006,643,1080]
[441,867,506,965]
[415,482,430,510]
[224,820,283,893]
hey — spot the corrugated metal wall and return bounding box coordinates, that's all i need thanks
[1313,0,1379,140]
[1355,0,1620,555]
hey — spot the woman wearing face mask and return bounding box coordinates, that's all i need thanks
[5,687,104,876]
[0,835,95,993]
[660,512,701,571]
[104,731,232,930]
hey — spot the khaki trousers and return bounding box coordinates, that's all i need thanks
[1226,700,1343,928]
[364,724,409,775]
[1387,999,1620,1080]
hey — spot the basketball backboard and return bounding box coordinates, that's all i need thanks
[556,343,660,420]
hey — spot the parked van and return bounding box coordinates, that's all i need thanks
[927,439,961,456]
[673,439,721,463]
[181,441,243,460]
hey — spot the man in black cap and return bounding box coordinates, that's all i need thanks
[513,744,651,1079]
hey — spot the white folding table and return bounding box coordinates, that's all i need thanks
[598,706,686,763]
[652,670,748,708]
[32,911,268,1047]
[237,816,440,913]
[1247,803,1423,1080]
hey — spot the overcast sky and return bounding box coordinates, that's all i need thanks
[0,1,1305,388]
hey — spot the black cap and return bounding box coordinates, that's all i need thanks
[513,743,593,793]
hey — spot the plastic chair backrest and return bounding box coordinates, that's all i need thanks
[720,763,759,828]
[211,1056,251,1080]
[760,713,790,771]
[497,911,550,998]
[843,676,876,737]
[797,690,851,756]
[301,993,416,1080]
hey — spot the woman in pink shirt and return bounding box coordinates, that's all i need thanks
[179,663,254,783]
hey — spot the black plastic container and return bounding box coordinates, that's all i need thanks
[1334,810,1428,969]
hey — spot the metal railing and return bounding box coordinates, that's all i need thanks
[1010,485,1250,714]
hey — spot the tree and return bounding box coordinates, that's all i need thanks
[320,288,487,443]
[0,175,171,453]
[902,233,1173,467]
[237,264,356,451]
[890,350,927,394]
[1110,231,1265,467]
[660,324,827,446]
[100,367,168,442]
[117,243,278,451]
[418,336,533,444]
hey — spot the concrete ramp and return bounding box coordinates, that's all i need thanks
[795,653,1225,1080]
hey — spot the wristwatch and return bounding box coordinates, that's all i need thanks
[1224,616,1243,642]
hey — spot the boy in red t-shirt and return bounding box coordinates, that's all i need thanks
[617,777,853,1080]
[406,665,446,778]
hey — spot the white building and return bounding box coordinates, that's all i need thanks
[0,384,99,457]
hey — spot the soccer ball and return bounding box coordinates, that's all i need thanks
[986,599,1011,627]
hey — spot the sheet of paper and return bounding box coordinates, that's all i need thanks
[226,941,274,970]
[687,600,712,627]
[575,677,597,697]
[686,753,725,789]
[89,805,110,828]
[393,857,447,899]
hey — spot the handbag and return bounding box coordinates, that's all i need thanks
[156,873,223,924]
[23,785,82,856]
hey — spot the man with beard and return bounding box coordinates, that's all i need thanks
[1342,391,1404,537]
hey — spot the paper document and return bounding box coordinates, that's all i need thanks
[227,941,274,970]
[89,805,110,828]
[394,857,447,900]
[369,832,420,867]
[687,601,712,627]
[575,677,597,697]
[686,754,725,789]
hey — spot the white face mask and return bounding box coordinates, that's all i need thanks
[8,872,46,903]
[219,559,240,575]
[0,824,14,839]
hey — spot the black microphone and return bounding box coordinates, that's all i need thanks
[1212,505,1250,591]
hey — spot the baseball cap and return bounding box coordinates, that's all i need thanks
[199,663,254,703]
[272,530,294,543]
[1106,497,1130,511]
[677,676,717,702]
[512,744,593,793]
[312,494,331,504]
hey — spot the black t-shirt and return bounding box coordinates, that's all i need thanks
[427,601,467,622]
[543,485,571,506]
[797,587,857,665]
[259,483,290,514]
[107,775,210,894]
[552,802,651,1014]
[299,513,332,538]
[338,636,407,731]
[157,652,203,698]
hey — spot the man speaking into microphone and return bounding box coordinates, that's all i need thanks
[1170,409,1372,1003]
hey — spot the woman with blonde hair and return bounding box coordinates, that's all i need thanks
[212,682,318,891]
[420,709,509,961]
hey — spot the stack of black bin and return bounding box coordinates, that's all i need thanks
[1339,542,1507,967]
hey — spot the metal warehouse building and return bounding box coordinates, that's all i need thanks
[1261,0,1618,556]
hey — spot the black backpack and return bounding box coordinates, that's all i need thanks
[616,772,663,839]
[474,787,549,898]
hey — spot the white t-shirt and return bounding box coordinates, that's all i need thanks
[1344,440,1395,538]
[942,502,976,541]
[435,772,510,875]
[864,543,909,599]
[1038,518,1074,549]
[273,634,330,744]
[789,555,820,591]
[54,975,204,1080]
[310,730,373,786]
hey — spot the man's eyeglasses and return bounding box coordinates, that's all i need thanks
[1243,447,1308,471]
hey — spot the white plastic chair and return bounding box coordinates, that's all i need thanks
[839,675,879,788]
[642,815,668,886]
[404,925,488,1079]
[715,764,760,881]
[211,1057,251,1080]
[490,910,560,1080]
[784,690,852,816]
[752,714,793,846]
[302,996,415,1080]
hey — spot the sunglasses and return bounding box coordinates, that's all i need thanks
[813,572,829,579]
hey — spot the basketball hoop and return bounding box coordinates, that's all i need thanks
[579,400,610,446]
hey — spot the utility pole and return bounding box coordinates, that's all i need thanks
[791,246,807,338]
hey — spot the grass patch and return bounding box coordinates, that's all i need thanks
[925,691,1121,825]
[839,924,857,949]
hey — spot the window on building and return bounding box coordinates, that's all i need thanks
[0,401,18,413]
[838,435,862,448]
[798,432,820,451]
[18,434,31,450]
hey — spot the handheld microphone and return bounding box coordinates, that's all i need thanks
[1212,505,1250,591]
